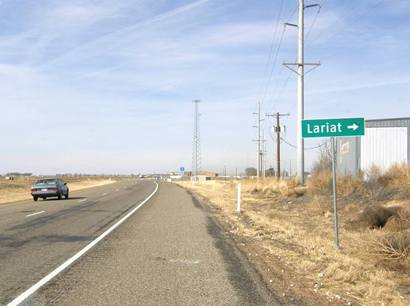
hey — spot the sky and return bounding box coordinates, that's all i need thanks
[0,0,409,175]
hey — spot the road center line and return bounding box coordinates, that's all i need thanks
[25,211,46,218]
[8,182,159,306]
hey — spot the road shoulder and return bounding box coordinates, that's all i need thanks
[184,187,340,306]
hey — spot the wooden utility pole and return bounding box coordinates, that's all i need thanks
[267,112,289,179]
[275,113,281,179]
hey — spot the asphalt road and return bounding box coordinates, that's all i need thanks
[0,181,277,305]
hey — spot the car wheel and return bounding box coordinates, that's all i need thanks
[57,193,62,200]
[33,196,38,202]
[65,191,69,199]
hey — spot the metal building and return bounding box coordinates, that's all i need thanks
[337,117,410,175]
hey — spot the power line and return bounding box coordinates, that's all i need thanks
[270,0,324,108]
[260,27,286,105]
[280,137,329,150]
[287,4,298,21]
[306,0,384,46]
[270,69,292,107]
[256,0,285,105]
[262,1,298,105]
[306,4,322,39]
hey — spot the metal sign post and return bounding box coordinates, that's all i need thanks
[330,137,339,249]
[302,117,365,249]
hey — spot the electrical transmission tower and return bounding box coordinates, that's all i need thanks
[192,100,201,179]
[253,101,265,178]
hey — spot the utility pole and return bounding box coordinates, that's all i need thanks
[253,101,264,178]
[283,0,320,185]
[262,129,267,178]
[192,100,201,180]
[267,112,289,180]
[297,0,305,185]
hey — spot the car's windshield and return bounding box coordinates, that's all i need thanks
[35,179,57,185]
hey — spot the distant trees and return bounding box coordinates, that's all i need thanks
[5,172,32,177]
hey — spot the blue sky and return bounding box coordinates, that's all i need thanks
[0,0,409,174]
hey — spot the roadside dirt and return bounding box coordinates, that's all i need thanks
[188,190,345,306]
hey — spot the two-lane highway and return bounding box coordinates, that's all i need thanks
[0,179,157,305]
[1,180,277,305]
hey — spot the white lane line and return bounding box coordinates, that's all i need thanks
[8,182,159,306]
[25,211,46,218]
[78,199,87,203]
[101,192,108,196]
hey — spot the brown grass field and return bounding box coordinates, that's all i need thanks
[178,164,410,305]
[0,176,117,204]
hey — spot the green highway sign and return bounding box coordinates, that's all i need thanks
[302,117,365,138]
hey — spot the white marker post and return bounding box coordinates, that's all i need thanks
[236,182,241,213]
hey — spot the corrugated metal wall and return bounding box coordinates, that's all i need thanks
[360,127,408,173]
[366,118,410,163]
[337,117,410,175]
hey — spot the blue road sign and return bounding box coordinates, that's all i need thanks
[180,167,185,172]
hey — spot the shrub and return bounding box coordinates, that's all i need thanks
[360,206,394,229]
[311,140,332,175]
[307,170,332,195]
[384,208,410,232]
[337,175,365,197]
[372,232,410,261]
[379,163,410,188]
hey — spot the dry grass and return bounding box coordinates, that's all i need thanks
[306,164,410,201]
[371,232,410,261]
[378,164,410,188]
[178,168,410,305]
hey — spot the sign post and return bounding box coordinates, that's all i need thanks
[330,137,339,248]
[302,117,365,249]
